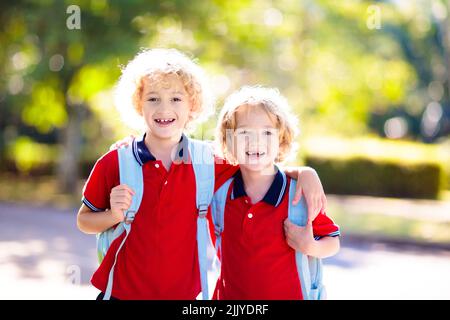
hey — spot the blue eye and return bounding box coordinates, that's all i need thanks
[148,97,159,102]
[172,97,182,102]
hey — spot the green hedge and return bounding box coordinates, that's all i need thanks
[305,156,445,199]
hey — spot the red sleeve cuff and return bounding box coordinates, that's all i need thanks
[82,197,105,212]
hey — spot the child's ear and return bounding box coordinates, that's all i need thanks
[134,101,143,116]
[138,100,144,115]
[132,86,144,116]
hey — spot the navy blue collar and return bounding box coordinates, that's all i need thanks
[132,133,188,166]
[231,166,287,207]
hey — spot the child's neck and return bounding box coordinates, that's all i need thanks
[240,165,277,204]
[144,132,181,170]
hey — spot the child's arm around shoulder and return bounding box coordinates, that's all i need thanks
[282,166,327,224]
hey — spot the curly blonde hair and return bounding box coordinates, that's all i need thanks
[114,48,214,131]
[216,86,299,165]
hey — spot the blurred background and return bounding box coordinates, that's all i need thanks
[0,0,449,300]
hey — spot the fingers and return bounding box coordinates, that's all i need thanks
[305,219,313,230]
[110,184,135,212]
[111,195,132,206]
[321,193,328,213]
[284,219,297,235]
[110,193,132,207]
[122,135,134,147]
[284,219,306,237]
[284,218,294,229]
[306,194,322,224]
[286,237,296,250]
[307,193,327,222]
[111,201,131,212]
[292,184,302,206]
[109,135,135,151]
[110,193,133,204]
[284,218,310,230]
[111,184,135,196]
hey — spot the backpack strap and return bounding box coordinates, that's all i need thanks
[103,143,144,300]
[188,138,215,300]
[211,178,233,260]
[287,178,314,300]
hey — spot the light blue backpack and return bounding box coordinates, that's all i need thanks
[96,138,215,300]
[211,172,327,300]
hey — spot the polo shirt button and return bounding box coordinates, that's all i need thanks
[155,164,160,168]
[164,180,168,185]
[248,213,253,219]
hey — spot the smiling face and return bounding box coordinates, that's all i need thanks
[233,104,279,172]
[139,73,192,141]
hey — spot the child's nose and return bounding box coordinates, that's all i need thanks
[247,133,258,145]
[248,137,263,148]
[159,100,173,111]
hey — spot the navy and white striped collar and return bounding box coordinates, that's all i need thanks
[231,166,287,207]
[132,133,188,166]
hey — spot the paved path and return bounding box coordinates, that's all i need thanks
[1,202,450,300]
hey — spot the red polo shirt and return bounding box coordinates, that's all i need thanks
[213,169,340,300]
[82,134,237,299]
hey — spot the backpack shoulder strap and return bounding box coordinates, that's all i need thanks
[211,177,233,254]
[188,139,215,214]
[108,143,144,240]
[288,179,313,300]
[118,142,144,220]
[103,143,144,300]
[188,138,215,300]
[288,179,326,300]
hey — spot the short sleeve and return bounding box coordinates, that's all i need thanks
[82,150,120,212]
[213,156,239,192]
[312,211,340,239]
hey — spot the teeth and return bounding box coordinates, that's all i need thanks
[155,118,175,123]
[246,152,265,156]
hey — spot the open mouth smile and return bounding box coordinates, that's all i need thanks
[245,151,266,157]
[154,118,176,126]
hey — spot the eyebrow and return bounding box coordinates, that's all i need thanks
[236,125,277,129]
[145,91,186,95]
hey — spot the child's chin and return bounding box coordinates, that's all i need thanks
[240,162,273,173]
[151,126,182,139]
